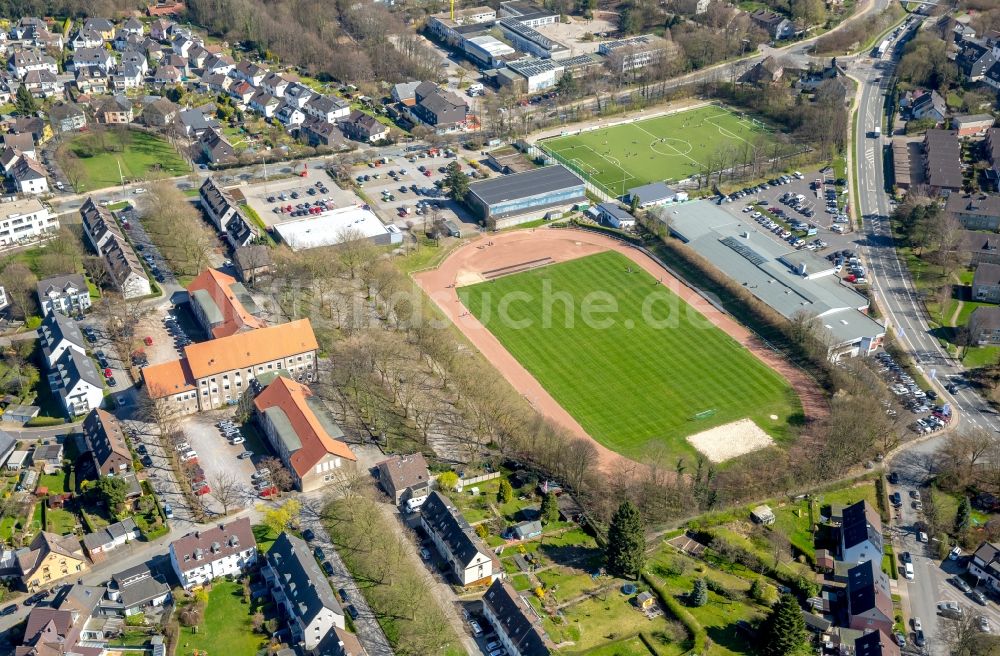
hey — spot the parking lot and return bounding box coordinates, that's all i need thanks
[870,351,953,437]
[175,412,267,513]
[241,169,359,229]
[357,150,479,230]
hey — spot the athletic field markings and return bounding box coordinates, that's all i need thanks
[632,123,703,167]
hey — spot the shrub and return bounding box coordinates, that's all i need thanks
[25,416,64,427]
[475,524,489,539]
[642,572,709,653]
[125,613,145,627]
[438,471,459,491]
[705,577,741,601]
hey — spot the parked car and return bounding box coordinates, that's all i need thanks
[347,605,359,620]
[322,561,335,576]
[0,603,17,616]
[951,577,973,594]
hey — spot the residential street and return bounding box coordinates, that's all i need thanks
[848,17,999,653]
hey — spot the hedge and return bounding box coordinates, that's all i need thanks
[641,571,709,655]
[25,416,65,427]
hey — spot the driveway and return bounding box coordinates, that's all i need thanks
[178,412,261,512]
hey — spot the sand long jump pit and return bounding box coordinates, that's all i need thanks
[415,229,818,469]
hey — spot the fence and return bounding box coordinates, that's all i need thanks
[456,471,501,490]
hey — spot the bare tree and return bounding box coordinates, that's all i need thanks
[260,456,295,492]
[0,263,37,319]
[210,472,244,515]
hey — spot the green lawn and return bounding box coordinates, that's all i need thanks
[59,129,190,192]
[964,346,1000,368]
[770,498,816,560]
[930,487,990,532]
[458,251,800,462]
[253,524,280,552]
[540,105,785,197]
[818,480,879,511]
[37,468,71,494]
[547,593,688,655]
[45,507,78,535]
[179,579,267,656]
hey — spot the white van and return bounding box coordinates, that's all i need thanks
[467,83,484,97]
[904,562,914,580]
[405,495,429,513]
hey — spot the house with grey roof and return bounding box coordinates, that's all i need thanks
[48,347,104,417]
[375,453,430,506]
[974,262,1000,304]
[264,532,345,651]
[32,442,63,475]
[969,306,1000,345]
[82,518,139,562]
[37,312,87,367]
[108,563,171,617]
[420,491,498,586]
[410,81,468,131]
[840,500,883,564]
[482,578,552,656]
[37,273,91,317]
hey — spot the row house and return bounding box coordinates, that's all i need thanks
[143,319,318,414]
[283,82,314,109]
[229,80,255,104]
[482,579,552,656]
[38,312,86,367]
[47,347,104,416]
[79,198,150,299]
[304,95,350,124]
[302,117,339,147]
[263,532,346,651]
[420,491,499,586]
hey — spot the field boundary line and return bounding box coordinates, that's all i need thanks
[632,123,703,170]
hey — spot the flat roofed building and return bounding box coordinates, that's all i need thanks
[497,18,569,60]
[273,206,402,251]
[598,34,669,72]
[186,268,266,339]
[666,201,885,360]
[953,113,995,136]
[143,319,319,414]
[0,196,57,247]
[466,165,586,225]
[505,57,564,93]
[499,1,558,28]
[465,36,516,68]
[254,377,357,492]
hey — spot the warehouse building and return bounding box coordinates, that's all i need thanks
[465,36,516,68]
[667,201,885,360]
[497,18,569,60]
[273,206,403,251]
[505,57,564,92]
[465,165,586,228]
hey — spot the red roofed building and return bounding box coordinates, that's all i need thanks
[186,268,267,339]
[254,377,357,492]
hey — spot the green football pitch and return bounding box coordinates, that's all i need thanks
[458,251,801,462]
[540,105,774,197]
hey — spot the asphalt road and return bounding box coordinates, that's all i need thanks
[850,19,1000,653]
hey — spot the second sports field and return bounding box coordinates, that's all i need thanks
[540,105,775,197]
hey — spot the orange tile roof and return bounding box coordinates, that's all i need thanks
[142,357,196,397]
[186,268,266,338]
[184,319,318,380]
[254,376,355,476]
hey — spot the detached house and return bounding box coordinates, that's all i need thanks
[107,563,171,617]
[910,90,947,123]
[375,453,430,506]
[839,500,883,564]
[82,518,140,562]
[969,541,1000,591]
[36,273,91,316]
[22,69,58,98]
[199,128,236,164]
[847,560,894,635]
[260,72,290,98]
[340,110,388,144]
[10,155,47,194]
[18,531,88,591]
[254,377,357,492]
[234,60,267,86]
[96,96,134,124]
[957,41,997,82]
[169,517,257,590]
[276,103,306,128]
[75,67,109,94]
[302,118,338,147]
[411,81,468,131]
[420,491,498,586]
[82,408,132,478]
[49,103,87,133]
[249,91,279,118]
[750,9,795,39]
[263,532,345,651]
[304,96,350,124]
[70,47,114,73]
[142,97,179,128]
